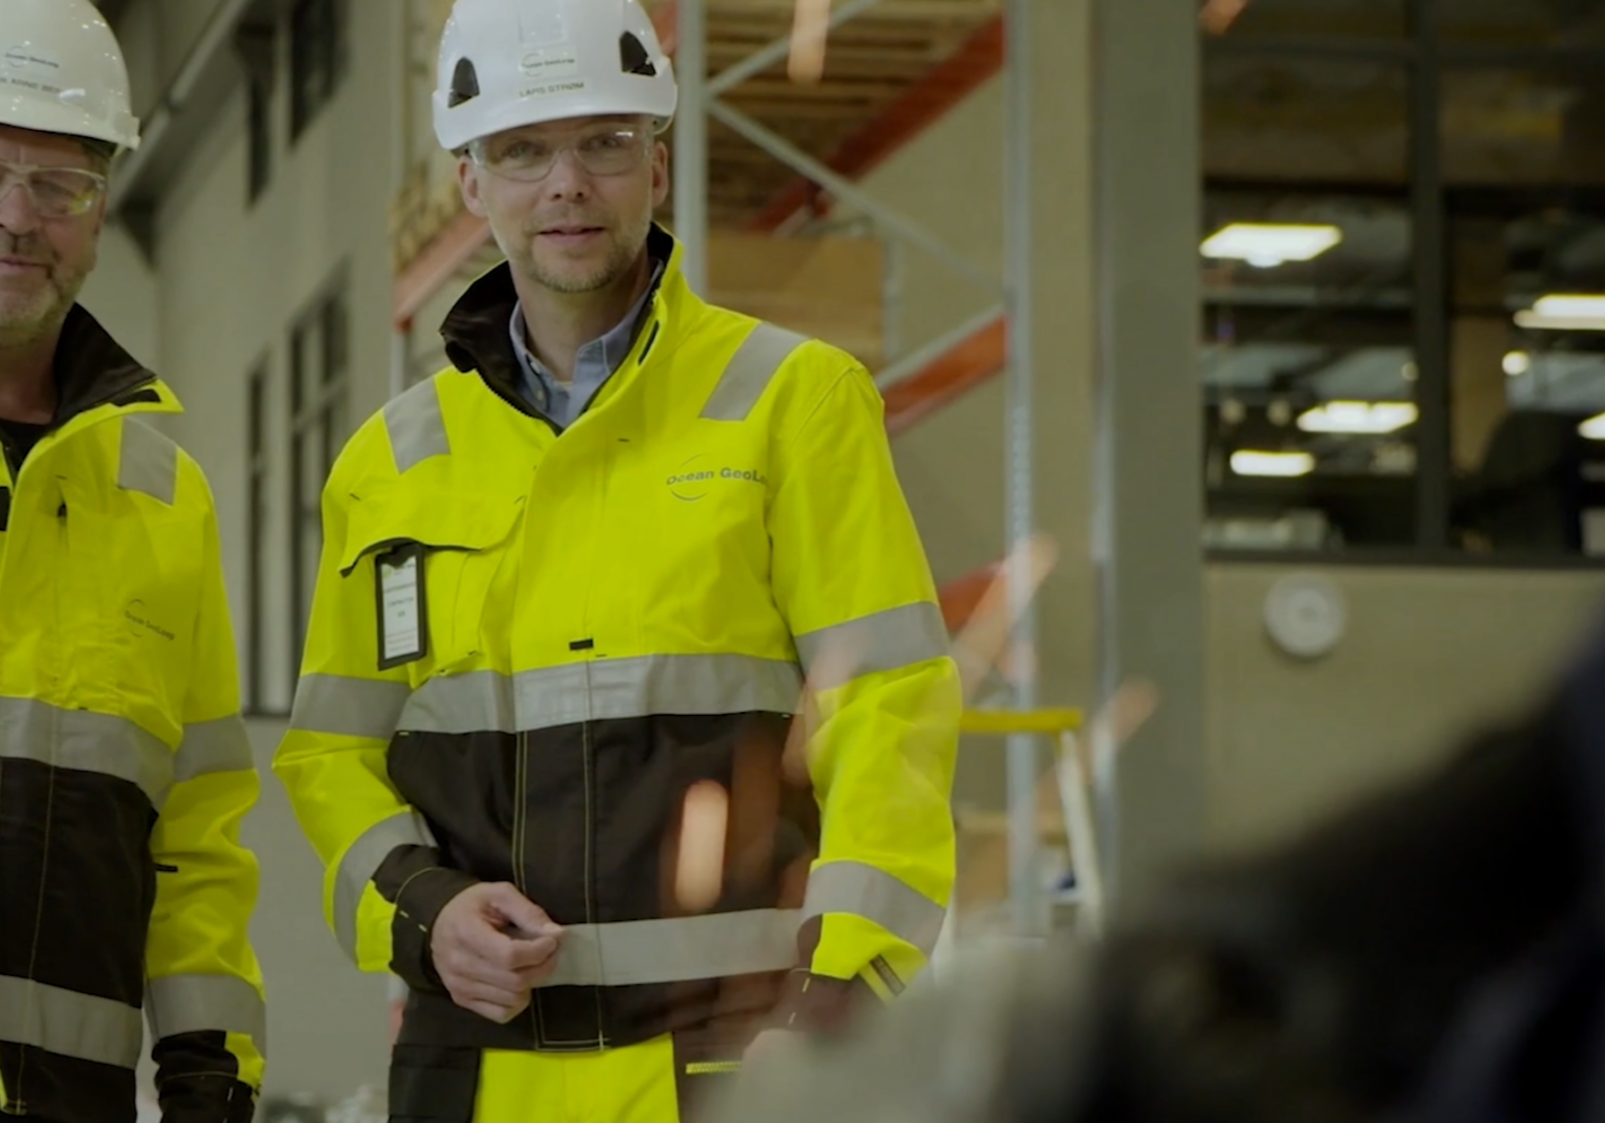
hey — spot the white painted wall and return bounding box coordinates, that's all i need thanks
[86,0,405,1102]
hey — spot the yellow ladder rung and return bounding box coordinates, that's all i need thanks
[960,708,1085,736]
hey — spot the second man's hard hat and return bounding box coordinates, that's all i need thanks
[0,0,141,150]
[433,0,678,154]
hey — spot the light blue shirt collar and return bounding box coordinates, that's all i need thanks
[509,259,665,427]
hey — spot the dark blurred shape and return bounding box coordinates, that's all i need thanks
[1459,410,1605,552]
[711,614,1605,1123]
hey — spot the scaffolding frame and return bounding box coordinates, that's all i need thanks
[672,0,1057,936]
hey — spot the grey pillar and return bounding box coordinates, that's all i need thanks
[1091,0,1207,913]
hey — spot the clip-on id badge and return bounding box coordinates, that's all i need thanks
[375,542,429,670]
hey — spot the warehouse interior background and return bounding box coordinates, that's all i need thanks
[68,0,1605,1113]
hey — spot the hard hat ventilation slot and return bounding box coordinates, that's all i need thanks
[448,58,481,107]
[620,32,657,76]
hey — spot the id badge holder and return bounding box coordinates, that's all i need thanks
[375,542,429,670]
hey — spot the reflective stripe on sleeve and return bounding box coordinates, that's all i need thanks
[174,714,253,782]
[793,602,951,692]
[334,811,438,960]
[290,674,412,741]
[801,861,946,957]
[145,974,266,1050]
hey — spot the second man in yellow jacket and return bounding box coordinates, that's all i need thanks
[275,0,960,1118]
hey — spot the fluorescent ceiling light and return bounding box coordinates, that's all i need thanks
[1514,312,1605,331]
[1503,351,1532,377]
[1231,450,1315,477]
[1534,294,1605,318]
[1516,295,1605,331]
[1297,401,1419,435]
[1581,412,1605,440]
[1201,223,1342,268]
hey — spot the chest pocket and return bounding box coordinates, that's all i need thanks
[339,488,524,683]
[59,484,205,722]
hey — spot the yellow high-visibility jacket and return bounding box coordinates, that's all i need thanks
[276,226,959,1059]
[0,307,265,1123]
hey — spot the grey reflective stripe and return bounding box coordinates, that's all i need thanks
[537,909,801,988]
[290,673,412,740]
[700,324,809,422]
[0,975,142,1069]
[334,811,438,960]
[117,419,179,505]
[174,715,253,783]
[384,382,451,473]
[0,697,172,807]
[802,861,946,957]
[793,602,952,692]
[146,974,266,1049]
[399,654,804,736]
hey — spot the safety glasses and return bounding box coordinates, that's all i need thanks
[468,125,650,183]
[0,160,108,219]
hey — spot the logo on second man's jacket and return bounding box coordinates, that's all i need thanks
[666,455,768,503]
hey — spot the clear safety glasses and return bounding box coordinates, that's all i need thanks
[0,160,108,219]
[468,125,651,183]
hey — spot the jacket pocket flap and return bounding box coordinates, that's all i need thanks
[338,489,523,576]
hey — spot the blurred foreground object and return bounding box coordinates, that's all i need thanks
[712,615,1605,1123]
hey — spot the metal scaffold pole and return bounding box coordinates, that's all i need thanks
[674,0,710,295]
[1003,0,1040,938]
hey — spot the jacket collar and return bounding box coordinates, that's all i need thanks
[439,223,684,403]
[51,303,168,425]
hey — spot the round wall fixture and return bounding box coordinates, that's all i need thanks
[1263,573,1347,660]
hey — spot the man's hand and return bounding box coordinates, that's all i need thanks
[744,1029,799,1065]
[430,882,562,1023]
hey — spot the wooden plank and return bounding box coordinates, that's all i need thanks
[749,14,1004,231]
[706,230,885,366]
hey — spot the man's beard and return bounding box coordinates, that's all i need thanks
[515,212,651,295]
[0,235,82,347]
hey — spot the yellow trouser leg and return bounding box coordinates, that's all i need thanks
[474,1037,681,1123]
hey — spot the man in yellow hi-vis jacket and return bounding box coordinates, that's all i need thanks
[275,0,959,1118]
[0,3,266,1122]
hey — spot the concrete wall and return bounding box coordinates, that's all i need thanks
[1206,564,1605,850]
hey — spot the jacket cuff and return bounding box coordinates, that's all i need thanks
[770,914,883,1035]
[156,1076,257,1123]
[768,969,880,1036]
[390,866,482,992]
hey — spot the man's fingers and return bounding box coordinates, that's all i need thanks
[514,951,562,990]
[505,934,560,971]
[438,951,539,996]
[452,978,529,1010]
[462,999,526,1024]
[448,980,531,1024]
[482,883,561,939]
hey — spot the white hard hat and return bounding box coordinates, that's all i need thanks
[0,0,141,151]
[433,0,677,153]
